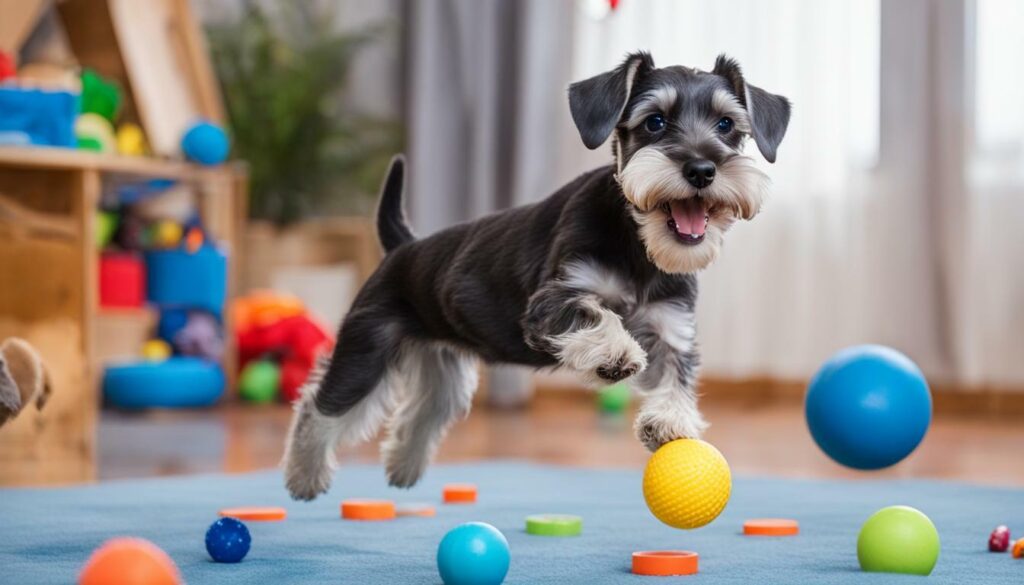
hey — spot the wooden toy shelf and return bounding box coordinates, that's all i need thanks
[0,145,247,486]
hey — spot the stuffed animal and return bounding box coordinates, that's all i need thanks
[0,338,51,427]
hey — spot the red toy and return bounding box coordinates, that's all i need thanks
[0,51,15,81]
[234,292,333,402]
[989,525,1011,552]
[99,252,146,308]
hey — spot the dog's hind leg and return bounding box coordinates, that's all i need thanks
[380,343,478,488]
[283,313,402,501]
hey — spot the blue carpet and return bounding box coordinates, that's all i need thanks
[1,462,1021,584]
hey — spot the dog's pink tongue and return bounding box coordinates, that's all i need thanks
[669,199,707,236]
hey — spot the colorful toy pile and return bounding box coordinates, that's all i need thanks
[234,292,335,403]
[0,59,228,161]
[98,179,228,409]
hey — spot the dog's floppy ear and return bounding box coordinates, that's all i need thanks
[712,54,791,163]
[569,51,654,150]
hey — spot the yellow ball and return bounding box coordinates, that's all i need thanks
[116,123,148,156]
[141,339,172,361]
[642,439,731,529]
[152,221,183,248]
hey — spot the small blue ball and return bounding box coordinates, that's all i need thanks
[205,517,251,563]
[805,345,932,470]
[182,121,229,166]
[437,522,510,585]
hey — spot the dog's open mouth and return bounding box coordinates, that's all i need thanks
[662,197,712,246]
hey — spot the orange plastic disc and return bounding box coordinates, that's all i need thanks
[396,503,436,518]
[743,518,800,536]
[443,483,477,504]
[340,499,396,521]
[632,551,699,576]
[218,506,287,521]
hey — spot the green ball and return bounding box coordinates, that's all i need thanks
[857,505,940,576]
[597,382,630,413]
[239,360,281,403]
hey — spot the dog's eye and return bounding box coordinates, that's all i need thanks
[644,114,666,133]
[716,117,734,133]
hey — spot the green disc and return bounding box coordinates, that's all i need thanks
[526,514,583,537]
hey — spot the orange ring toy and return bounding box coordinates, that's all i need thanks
[218,506,287,521]
[632,551,699,576]
[443,483,477,504]
[743,518,800,536]
[340,499,396,521]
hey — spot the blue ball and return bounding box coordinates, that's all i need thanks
[437,522,510,585]
[205,517,251,563]
[805,345,931,470]
[182,121,229,165]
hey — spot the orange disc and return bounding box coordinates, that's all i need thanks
[218,506,287,521]
[443,483,477,504]
[743,518,800,536]
[341,499,396,521]
[396,503,436,518]
[632,551,699,576]
[79,537,181,585]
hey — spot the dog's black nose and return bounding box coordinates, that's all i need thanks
[683,159,716,188]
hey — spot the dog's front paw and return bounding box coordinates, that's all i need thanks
[634,408,709,452]
[596,353,643,382]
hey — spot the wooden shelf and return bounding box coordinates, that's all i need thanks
[0,146,224,180]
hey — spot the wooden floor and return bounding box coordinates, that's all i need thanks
[97,391,1024,487]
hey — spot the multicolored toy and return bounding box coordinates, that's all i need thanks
[79,537,180,585]
[234,292,334,403]
[205,517,251,563]
[75,112,116,153]
[642,438,731,529]
[805,345,932,470]
[437,522,510,585]
[857,505,940,576]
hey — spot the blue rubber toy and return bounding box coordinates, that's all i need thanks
[181,121,229,165]
[103,357,225,409]
[437,522,510,585]
[805,345,932,470]
[205,517,251,563]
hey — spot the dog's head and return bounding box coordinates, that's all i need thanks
[569,52,790,273]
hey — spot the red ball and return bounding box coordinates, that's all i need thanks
[989,525,1011,552]
[79,538,180,585]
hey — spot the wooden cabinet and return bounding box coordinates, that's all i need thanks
[0,146,246,485]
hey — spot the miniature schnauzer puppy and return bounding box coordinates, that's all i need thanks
[284,52,790,500]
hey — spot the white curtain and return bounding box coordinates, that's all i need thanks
[565,0,1024,388]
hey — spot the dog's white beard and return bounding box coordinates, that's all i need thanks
[618,147,769,274]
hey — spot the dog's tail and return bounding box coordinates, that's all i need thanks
[376,154,415,253]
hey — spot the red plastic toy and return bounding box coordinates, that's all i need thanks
[234,292,334,402]
[0,51,15,81]
[99,252,146,308]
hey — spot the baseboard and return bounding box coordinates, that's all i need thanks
[532,376,1024,418]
